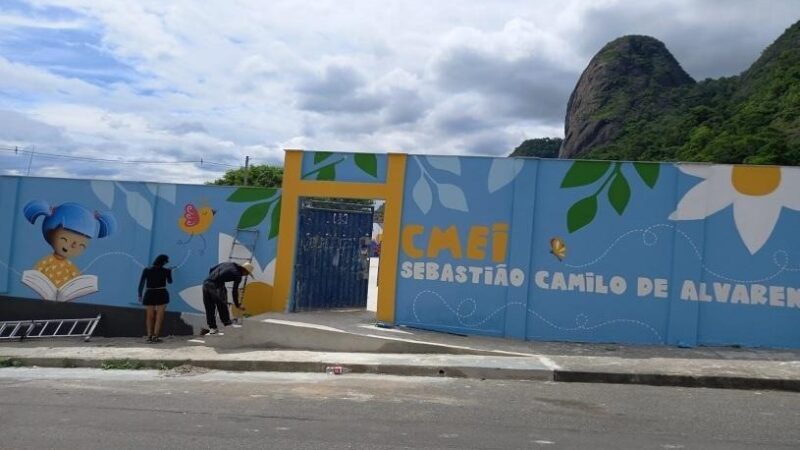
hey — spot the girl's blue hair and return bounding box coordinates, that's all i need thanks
[24,201,116,241]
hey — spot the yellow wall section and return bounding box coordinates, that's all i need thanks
[376,153,406,322]
[272,150,407,323]
[272,151,302,313]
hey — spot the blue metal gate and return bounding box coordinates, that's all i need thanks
[293,201,373,311]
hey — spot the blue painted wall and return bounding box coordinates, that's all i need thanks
[0,175,281,315]
[395,156,800,349]
[5,152,800,349]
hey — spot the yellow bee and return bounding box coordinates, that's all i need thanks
[550,237,566,261]
[178,202,216,251]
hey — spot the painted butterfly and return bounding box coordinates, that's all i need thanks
[184,204,200,227]
[550,237,566,261]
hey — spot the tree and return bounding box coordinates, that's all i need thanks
[210,164,283,188]
[510,138,563,158]
[374,203,385,223]
[213,163,377,214]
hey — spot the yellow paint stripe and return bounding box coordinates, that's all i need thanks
[296,180,389,199]
[376,153,407,323]
[272,150,303,312]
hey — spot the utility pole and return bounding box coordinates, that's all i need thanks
[243,155,250,186]
[26,145,35,176]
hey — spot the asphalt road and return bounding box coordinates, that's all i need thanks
[0,367,798,449]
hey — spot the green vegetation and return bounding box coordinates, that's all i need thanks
[580,22,800,165]
[510,138,562,158]
[211,164,283,188]
[213,162,375,212]
[0,357,23,368]
[101,359,144,370]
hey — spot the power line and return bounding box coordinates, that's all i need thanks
[0,145,239,168]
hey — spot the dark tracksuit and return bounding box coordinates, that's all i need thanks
[202,262,244,329]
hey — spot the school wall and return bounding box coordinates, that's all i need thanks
[0,175,281,336]
[393,156,800,349]
[4,152,799,349]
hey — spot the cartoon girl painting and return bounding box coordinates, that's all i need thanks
[21,201,116,301]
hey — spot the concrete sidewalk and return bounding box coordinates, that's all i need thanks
[2,335,799,392]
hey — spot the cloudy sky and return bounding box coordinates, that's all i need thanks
[1,0,798,183]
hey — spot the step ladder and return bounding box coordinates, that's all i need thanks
[0,314,102,342]
[228,228,259,324]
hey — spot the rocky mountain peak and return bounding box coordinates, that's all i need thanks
[559,35,695,159]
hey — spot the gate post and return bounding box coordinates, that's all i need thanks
[376,153,407,323]
[273,151,303,312]
[273,150,407,320]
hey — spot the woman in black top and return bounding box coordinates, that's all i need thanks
[138,254,172,343]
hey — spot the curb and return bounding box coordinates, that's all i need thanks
[0,356,553,381]
[553,370,800,392]
[4,356,800,392]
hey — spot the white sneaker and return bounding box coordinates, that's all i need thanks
[207,328,219,335]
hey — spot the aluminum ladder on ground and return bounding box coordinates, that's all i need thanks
[0,314,102,342]
[228,228,259,324]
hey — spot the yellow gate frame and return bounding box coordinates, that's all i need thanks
[271,150,407,323]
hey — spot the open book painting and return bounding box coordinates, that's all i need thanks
[22,270,98,302]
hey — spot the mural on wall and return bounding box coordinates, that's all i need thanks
[227,187,281,239]
[397,156,527,337]
[0,177,281,319]
[21,201,116,301]
[394,154,800,349]
[179,232,276,316]
[177,200,216,253]
[4,150,800,349]
[669,164,800,254]
[175,186,282,315]
[560,160,660,232]
[410,155,470,214]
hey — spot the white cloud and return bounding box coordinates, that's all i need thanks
[0,0,797,182]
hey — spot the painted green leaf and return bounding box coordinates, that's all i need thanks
[633,162,660,188]
[238,201,271,229]
[314,152,333,164]
[608,172,631,215]
[560,161,612,188]
[269,198,281,239]
[354,153,378,178]
[567,195,598,233]
[317,164,336,181]
[227,187,277,203]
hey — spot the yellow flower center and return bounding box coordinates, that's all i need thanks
[231,281,275,316]
[731,166,781,196]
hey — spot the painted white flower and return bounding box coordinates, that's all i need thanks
[670,164,800,254]
[179,233,275,314]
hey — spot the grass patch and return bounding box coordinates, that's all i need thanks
[0,357,23,368]
[101,359,144,370]
[157,361,183,371]
[62,359,78,368]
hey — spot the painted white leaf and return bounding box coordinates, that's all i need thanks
[125,189,154,230]
[219,232,255,264]
[487,158,525,193]
[412,175,433,214]
[146,183,177,204]
[426,156,461,175]
[262,258,276,285]
[179,285,205,312]
[90,180,115,208]
[157,184,176,204]
[437,183,469,212]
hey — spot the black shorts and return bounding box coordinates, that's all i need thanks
[143,289,169,306]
